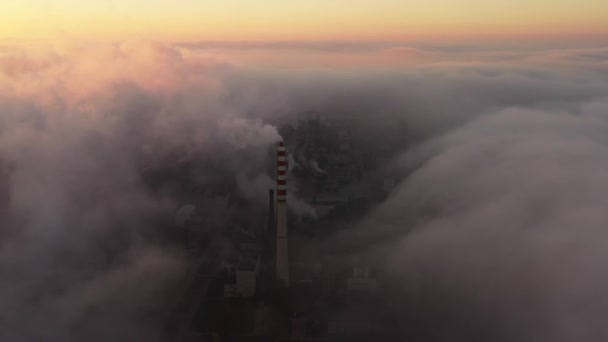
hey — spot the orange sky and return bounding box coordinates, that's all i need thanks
[1,0,608,42]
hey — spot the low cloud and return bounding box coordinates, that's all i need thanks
[342,101,608,340]
[1,38,608,341]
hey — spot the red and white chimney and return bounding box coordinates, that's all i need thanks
[275,141,289,287]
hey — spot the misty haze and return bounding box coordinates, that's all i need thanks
[2,2,608,342]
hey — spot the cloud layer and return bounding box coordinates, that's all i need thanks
[0,40,280,341]
[365,101,608,341]
[1,39,608,341]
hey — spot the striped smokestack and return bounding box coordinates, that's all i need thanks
[277,142,287,202]
[275,141,289,287]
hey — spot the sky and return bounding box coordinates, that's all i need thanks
[2,0,608,42]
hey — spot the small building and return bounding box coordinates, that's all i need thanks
[225,254,261,298]
[383,178,396,192]
[312,205,334,219]
[346,260,378,293]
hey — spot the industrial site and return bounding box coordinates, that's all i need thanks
[3,16,608,339]
[163,114,402,341]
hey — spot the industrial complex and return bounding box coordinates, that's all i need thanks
[165,115,401,342]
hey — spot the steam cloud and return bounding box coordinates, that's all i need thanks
[0,40,280,341]
[363,101,608,341]
[1,39,608,341]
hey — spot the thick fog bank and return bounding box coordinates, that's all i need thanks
[354,102,608,341]
[1,40,608,340]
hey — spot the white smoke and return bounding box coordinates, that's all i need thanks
[310,160,327,175]
[287,193,318,219]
